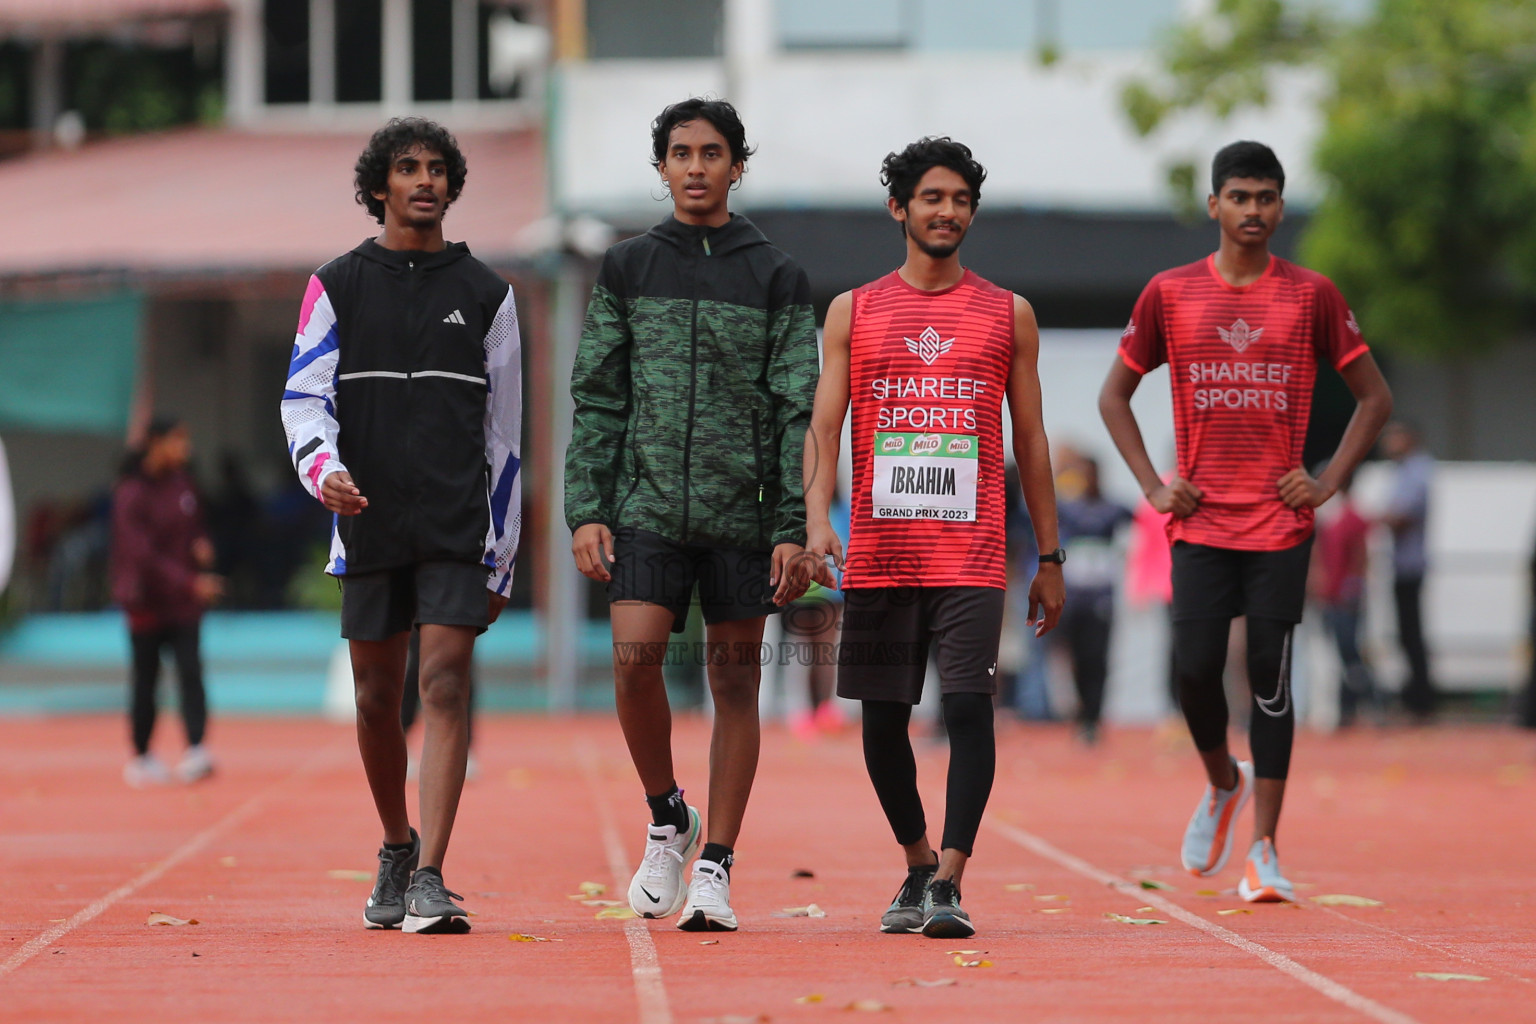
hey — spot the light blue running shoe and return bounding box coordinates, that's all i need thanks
[1180,759,1254,877]
[1238,837,1295,903]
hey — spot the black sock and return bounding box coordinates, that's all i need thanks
[384,839,414,853]
[700,843,734,875]
[645,784,689,832]
[412,865,440,880]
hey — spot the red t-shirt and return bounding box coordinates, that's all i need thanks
[843,269,1012,589]
[1119,254,1368,551]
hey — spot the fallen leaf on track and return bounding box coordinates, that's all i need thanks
[507,933,553,942]
[945,950,986,955]
[1414,972,1488,983]
[1135,906,1156,913]
[893,978,956,988]
[791,869,815,878]
[700,940,720,945]
[1037,908,1070,914]
[577,881,606,896]
[1195,889,1220,897]
[218,857,237,868]
[147,913,198,926]
[774,904,826,918]
[795,994,825,1004]
[1003,883,1035,892]
[843,999,891,1011]
[1034,894,1069,901]
[1310,894,1383,907]
[1216,909,1252,916]
[327,870,373,882]
[595,907,637,920]
[952,955,993,968]
[580,899,623,907]
[1105,912,1165,925]
[1138,879,1175,891]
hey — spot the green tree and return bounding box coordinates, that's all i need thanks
[1125,0,1536,359]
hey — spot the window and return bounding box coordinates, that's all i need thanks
[585,0,722,59]
[336,0,383,103]
[264,0,309,103]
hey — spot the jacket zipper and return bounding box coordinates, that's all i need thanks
[751,408,765,548]
[406,258,419,548]
[680,234,706,541]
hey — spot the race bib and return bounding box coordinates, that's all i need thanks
[871,432,979,521]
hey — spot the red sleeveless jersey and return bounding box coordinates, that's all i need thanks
[1119,255,1369,551]
[843,269,1013,589]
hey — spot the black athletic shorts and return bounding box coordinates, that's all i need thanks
[1171,537,1313,624]
[340,561,491,642]
[608,527,778,634]
[835,585,1006,704]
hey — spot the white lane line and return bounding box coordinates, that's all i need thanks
[1,741,349,981]
[576,741,673,1024]
[987,820,1422,1024]
[1312,905,1533,986]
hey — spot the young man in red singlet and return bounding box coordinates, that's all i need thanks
[1099,141,1392,902]
[805,137,1064,939]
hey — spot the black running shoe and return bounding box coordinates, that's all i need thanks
[402,867,471,934]
[363,827,419,930]
[921,877,975,939]
[880,863,936,934]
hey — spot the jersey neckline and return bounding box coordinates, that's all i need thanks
[1204,252,1278,293]
[887,267,974,298]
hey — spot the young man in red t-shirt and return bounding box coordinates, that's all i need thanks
[1099,141,1391,901]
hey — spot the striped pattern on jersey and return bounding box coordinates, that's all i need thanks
[1120,255,1369,552]
[843,269,1012,589]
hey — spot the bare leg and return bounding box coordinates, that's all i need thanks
[415,623,476,871]
[350,634,412,845]
[900,836,938,871]
[936,849,969,887]
[1198,743,1239,791]
[702,616,767,848]
[611,602,684,796]
[1252,778,1286,846]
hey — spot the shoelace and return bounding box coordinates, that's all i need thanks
[638,836,684,883]
[928,878,961,906]
[692,867,730,905]
[373,849,410,903]
[412,874,464,905]
[896,870,933,907]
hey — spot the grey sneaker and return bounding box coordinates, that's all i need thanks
[363,828,420,929]
[1180,759,1254,877]
[921,877,975,939]
[880,863,936,934]
[402,867,471,934]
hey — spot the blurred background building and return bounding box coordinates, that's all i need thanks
[0,0,1531,722]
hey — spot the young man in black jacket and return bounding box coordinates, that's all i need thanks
[566,98,819,931]
[282,118,522,934]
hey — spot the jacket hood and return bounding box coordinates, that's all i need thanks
[646,213,769,258]
[352,238,472,268]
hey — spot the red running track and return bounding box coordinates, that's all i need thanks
[2,714,1533,1023]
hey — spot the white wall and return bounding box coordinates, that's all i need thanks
[551,53,1326,219]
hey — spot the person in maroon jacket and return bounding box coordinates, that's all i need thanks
[111,417,223,787]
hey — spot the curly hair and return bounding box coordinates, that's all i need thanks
[881,137,987,209]
[650,97,755,171]
[354,118,468,225]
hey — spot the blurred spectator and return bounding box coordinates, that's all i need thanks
[111,418,223,787]
[1005,462,1053,721]
[206,452,260,606]
[1309,468,1379,726]
[1053,452,1131,744]
[1125,480,1175,713]
[1380,421,1439,718]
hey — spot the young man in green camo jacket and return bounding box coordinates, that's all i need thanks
[565,97,819,932]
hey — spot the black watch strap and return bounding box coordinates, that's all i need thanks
[1039,547,1067,565]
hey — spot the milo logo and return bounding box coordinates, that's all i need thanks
[882,435,907,453]
[946,437,973,454]
[911,434,942,456]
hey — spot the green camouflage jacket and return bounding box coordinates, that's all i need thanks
[565,214,819,550]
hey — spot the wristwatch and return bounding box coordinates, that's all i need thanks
[1039,547,1067,565]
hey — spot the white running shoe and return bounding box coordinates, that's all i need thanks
[124,755,171,788]
[627,805,701,918]
[1180,759,1254,877]
[176,745,215,784]
[1238,837,1295,903]
[676,860,738,932]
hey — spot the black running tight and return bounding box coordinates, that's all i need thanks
[1174,616,1295,780]
[129,621,207,756]
[861,692,996,856]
